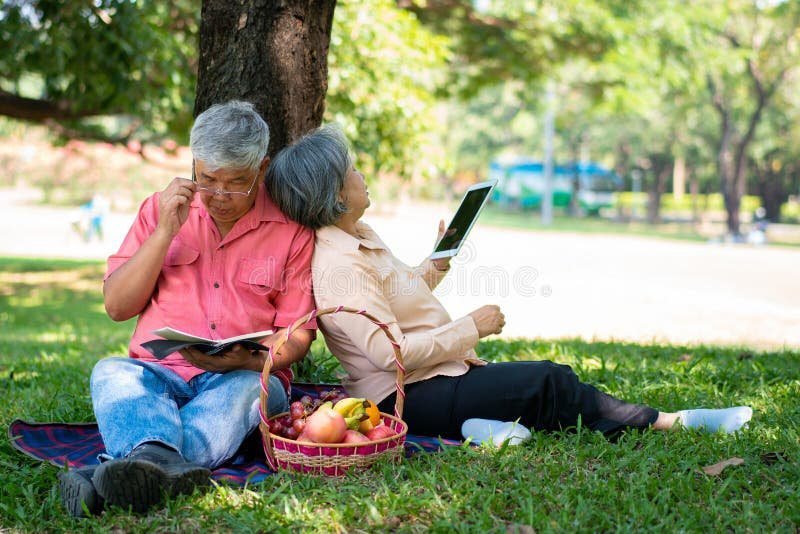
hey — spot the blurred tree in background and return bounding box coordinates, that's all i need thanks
[1,0,799,228]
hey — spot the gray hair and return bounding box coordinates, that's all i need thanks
[267,125,351,229]
[190,101,269,172]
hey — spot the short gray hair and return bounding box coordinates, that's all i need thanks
[267,125,351,229]
[190,101,269,172]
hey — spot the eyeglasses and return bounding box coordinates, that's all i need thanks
[192,161,259,198]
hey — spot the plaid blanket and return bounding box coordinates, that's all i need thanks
[8,383,461,486]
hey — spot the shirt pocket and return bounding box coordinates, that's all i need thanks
[164,241,200,267]
[237,257,285,298]
[158,242,200,308]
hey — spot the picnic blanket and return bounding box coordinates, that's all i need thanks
[8,383,460,485]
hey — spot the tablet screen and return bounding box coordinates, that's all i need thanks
[434,184,493,253]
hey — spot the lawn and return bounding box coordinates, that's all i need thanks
[1,257,798,531]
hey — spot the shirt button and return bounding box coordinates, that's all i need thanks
[213,282,220,288]
[210,323,216,330]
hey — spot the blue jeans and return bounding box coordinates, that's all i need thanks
[91,357,288,468]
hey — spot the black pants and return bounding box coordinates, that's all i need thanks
[378,361,659,440]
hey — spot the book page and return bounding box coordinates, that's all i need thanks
[152,327,273,345]
[152,327,213,344]
[216,330,273,344]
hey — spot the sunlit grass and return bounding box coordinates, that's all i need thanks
[1,256,798,531]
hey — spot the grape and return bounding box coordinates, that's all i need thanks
[280,415,294,428]
[290,402,305,420]
[292,418,306,433]
[284,426,299,440]
[300,395,313,407]
[270,421,284,436]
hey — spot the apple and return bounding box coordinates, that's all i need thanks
[342,429,370,444]
[365,424,396,441]
[303,407,347,443]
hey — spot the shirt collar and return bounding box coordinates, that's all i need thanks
[316,221,387,252]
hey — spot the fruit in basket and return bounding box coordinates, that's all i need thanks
[303,406,347,443]
[332,397,371,430]
[332,397,366,416]
[292,418,306,434]
[342,429,370,444]
[359,400,381,432]
[365,424,396,441]
[289,401,305,419]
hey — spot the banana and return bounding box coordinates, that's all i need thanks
[344,413,369,430]
[332,397,368,417]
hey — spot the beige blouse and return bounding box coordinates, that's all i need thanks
[312,222,485,404]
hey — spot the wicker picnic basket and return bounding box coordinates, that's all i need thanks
[259,306,408,476]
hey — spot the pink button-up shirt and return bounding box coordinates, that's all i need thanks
[105,184,316,383]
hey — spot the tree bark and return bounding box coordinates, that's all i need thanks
[0,90,102,122]
[646,154,671,225]
[195,0,336,157]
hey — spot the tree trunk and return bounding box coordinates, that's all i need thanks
[195,0,336,157]
[715,112,739,235]
[646,155,671,224]
[568,137,580,216]
[754,161,786,222]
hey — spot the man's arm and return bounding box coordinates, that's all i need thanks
[104,228,173,321]
[179,328,314,373]
[104,178,196,321]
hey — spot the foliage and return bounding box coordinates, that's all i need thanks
[325,0,450,180]
[2,256,799,530]
[0,0,198,143]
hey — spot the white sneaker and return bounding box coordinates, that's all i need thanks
[461,418,532,446]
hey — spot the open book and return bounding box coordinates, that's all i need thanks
[140,327,273,360]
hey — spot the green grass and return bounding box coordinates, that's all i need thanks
[1,256,799,531]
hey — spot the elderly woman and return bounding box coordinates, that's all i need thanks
[266,126,752,445]
[59,101,316,516]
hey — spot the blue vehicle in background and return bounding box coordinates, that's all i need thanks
[489,157,621,214]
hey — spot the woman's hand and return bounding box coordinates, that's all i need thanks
[179,344,265,373]
[157,177,196,238]
[432,219,454,271]
[468,305,506,338]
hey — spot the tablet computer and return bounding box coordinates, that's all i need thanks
[431,179,497,259]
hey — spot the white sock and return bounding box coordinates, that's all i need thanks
[677,406,753,433]
[461,418,532,446]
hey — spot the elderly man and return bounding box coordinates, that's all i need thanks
[58,101,316,515]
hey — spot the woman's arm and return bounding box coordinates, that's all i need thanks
[416,220,451,290]
[318,256,479,373]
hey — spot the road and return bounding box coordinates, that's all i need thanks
[3,187,798,349]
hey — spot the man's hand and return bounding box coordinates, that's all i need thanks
[467,304,505,338]
[179,344,264,373]
[157,177,196,238]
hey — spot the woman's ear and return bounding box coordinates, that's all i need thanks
[259,156,271,176]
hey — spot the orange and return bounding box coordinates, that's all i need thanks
[358,400,381,432]
[364,400,381,426]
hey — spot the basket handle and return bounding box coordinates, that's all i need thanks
[258,306,406,469]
